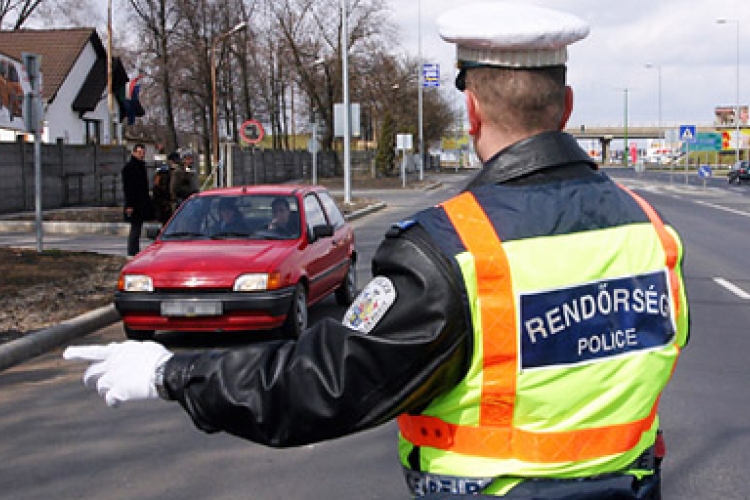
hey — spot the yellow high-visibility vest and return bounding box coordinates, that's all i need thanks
[399,184,688,490]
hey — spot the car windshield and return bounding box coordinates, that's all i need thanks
[160,194,301,241]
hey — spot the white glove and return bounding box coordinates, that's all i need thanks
[63,341,173,408]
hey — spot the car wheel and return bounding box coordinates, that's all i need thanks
[124,325,155,341]
[335,258,357,306]
[284,283,308,338]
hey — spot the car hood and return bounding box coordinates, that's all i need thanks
[123,240,296,288]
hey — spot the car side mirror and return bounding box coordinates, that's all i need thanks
[311,224,334,241]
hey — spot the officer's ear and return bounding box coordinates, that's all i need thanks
[559,86,574,130]
[466,90,482,136]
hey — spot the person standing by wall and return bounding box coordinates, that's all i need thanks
[170,150,198,208]
[182,151,200,194]
[121,143,153,257]
[151,162,173,226]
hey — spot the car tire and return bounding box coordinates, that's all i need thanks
[335,258,357,306]
[283,283,308,338]
[124,325,155,341]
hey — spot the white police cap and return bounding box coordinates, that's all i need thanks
[438,2,590,70]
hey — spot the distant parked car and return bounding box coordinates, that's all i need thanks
[115,184,357,340]
[727,160,750,184]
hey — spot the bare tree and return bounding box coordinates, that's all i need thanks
[16,0,457,161]
[32,0,103,29]
[126,0,182,152]
[0,0,43,29]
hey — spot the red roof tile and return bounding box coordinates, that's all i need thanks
[0,28,102,102]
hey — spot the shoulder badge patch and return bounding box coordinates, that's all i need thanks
[342,276,397,334]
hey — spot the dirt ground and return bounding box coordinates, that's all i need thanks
[0,247,127,342]
[0,175,438,342]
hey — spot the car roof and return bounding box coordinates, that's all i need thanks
[196,184,327,198]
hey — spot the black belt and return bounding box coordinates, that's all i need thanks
[404,445,658,498]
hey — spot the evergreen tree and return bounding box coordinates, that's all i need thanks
[375,111,396,176]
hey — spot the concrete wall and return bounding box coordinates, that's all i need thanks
[0,140,377,215]
[0,139,128,214]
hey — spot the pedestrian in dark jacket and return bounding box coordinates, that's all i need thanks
[122,143,153,256]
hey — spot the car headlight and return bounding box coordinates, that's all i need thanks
[234,272,282,291]
[118,274,153,292]
[234,273,269,291]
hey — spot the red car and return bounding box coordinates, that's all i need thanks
[115,185,357,340]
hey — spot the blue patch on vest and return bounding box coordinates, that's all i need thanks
[394,219,416,230]
[519,270,675,370]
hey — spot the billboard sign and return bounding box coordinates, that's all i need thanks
[0,52,33,131]
[715,105,749,127]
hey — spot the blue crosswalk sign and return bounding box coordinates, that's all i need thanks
[679,125,697,143]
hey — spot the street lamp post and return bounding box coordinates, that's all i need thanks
[645,63,662,152]
[623,88,629,167]
[340,0,352,205]
[717,18,741,164]
[106,0,117,145]
[417,0,424,181]
[211,21,247,187]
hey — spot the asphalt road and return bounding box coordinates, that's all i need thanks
[2,169,750,499]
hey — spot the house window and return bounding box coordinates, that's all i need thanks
[84,119,101,144]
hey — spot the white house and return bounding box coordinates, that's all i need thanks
[0,28,130,145]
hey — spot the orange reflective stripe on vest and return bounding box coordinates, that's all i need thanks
[397,402,658,462]
[399,190,667,463]
[617,184,681,317]
[442,192,517,427]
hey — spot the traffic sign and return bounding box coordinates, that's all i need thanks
[679,125,696,143]
[698,165,712,178]
[240,119,265,145]
[422,63,440,87]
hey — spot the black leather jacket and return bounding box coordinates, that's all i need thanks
[162,131,599,446]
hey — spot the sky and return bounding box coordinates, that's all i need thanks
[386,0,750,130]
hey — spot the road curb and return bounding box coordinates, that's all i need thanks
[0,220,161,236]
[0,304,120,372]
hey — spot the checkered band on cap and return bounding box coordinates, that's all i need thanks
[456,46,568,69]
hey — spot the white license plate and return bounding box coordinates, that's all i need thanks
[161,300,223,317]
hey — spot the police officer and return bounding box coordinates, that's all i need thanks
[64,3,688,498]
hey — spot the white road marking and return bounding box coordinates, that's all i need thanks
[695,200,750,218]
[713,277,750,300]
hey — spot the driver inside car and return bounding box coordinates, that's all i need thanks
[267,197,299,237]
[213,198,246,235]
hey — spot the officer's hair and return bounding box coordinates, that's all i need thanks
[465,65,567,134]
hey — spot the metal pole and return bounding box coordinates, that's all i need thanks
[736,20,741,163]
[417,0,424,181]
[312,119,318,185]
[718,19,741,164]
[645,63,663,161]
[658,66,663,143]
[211,41,219,187]
[107,0,115,145]
[211,22,247,188]
[623,88,629,167]
[341,0,351,204]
